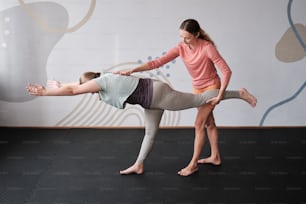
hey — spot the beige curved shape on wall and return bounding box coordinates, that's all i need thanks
[275,23,306,62]
[18,0,96,33]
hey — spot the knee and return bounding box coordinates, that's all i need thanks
[194,120,205,131]
[194,107,211,130]
[205,115,216,130]
[194,114,206,130]
[206,121,216,130]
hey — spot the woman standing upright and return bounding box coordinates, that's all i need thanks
[116,19,248,176]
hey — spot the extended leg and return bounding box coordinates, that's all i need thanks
[150,80,256,110]
[120,109,164,175]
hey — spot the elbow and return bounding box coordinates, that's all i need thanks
[147,61,159,70]
[228,69,232,78]
[225,69,232,79]
[223,69,232,85]
[70,89,80,95]
[67,87,79,95]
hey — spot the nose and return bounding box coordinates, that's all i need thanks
[181,37,187,44]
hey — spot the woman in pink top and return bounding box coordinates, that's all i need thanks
[116,19,237,176]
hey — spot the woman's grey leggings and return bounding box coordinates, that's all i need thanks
[136,80,240,163]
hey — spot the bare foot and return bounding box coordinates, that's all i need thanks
[239,88,257,107]
[120,163,144,175]
[197,156,222,166]
[178,165,199,176]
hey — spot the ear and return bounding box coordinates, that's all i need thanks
[196,32,200,38]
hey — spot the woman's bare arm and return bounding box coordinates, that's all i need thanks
[27,80,100,96]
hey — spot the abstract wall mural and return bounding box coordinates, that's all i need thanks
[260,0,305,126]
[0,0,305,127]
[0,2,68,102]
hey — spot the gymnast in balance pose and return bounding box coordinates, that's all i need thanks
[26,71,257,175]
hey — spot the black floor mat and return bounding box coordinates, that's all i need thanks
[0,127,305,204]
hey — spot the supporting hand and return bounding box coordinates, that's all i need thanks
[112,69,133,76]
[207,96,222,106]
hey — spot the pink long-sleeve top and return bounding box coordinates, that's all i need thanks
[148,40,232,89]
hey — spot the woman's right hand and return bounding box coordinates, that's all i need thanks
[206,96,221,106]
[112,69,133,76]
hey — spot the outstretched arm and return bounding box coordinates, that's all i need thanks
[114,47,179,76]
[26,80,100,96]
[47,80,79,89]
[113,63,151,76]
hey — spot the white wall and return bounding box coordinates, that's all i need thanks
[0,0,305,127]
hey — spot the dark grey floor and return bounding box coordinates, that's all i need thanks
[0,127,306,204]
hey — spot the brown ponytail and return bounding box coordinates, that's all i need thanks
[180,19,216,47]
[79,71,101,84]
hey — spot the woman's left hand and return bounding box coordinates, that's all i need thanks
[207,96,221,106]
